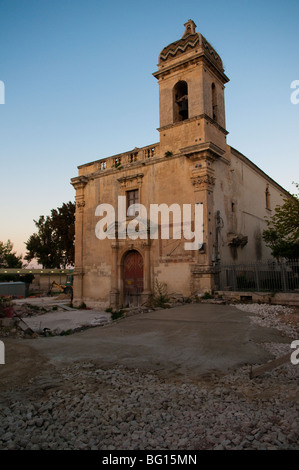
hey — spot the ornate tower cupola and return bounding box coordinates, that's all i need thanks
[153,20,229,157]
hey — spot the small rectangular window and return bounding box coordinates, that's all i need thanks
[126,189,139,216]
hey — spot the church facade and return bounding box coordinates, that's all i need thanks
[71,20,288,308]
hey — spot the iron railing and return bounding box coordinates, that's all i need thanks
[218,259,299,292]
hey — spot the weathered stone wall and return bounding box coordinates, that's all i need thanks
[213,147,286,264]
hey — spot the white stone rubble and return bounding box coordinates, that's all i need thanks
[235,303,298,338]
[0,303,298,450]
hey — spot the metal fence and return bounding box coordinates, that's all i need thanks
[218,260,299,292]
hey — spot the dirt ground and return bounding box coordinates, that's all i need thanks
[0,303,297,393]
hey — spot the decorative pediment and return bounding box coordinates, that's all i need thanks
[117,173,144,189]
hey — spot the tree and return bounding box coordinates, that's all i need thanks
[263,183,299,259]
[25,201,75,268]
[0,240,34,283]
[51,202,75,267]
[0,240,22,268]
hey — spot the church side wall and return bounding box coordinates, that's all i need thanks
[213,148,287,264]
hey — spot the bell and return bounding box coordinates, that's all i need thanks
[179,98,188,119]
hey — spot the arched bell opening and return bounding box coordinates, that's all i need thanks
[173,80,189,123]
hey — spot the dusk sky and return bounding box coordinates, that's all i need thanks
[0,0,298,261]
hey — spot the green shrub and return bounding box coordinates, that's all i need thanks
[151,279,170,308]
[202,291,213,299]
[111,310,124,321]
[60,329,72,336]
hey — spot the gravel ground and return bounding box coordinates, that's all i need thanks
[0,303,298,450]
[235,303,298,339]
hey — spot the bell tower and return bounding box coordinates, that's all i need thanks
[153,20,229,157]
[153,21,230,293]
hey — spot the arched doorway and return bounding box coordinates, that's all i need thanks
[123,250,144,306]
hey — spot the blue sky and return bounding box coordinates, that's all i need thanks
[0,0,298,260]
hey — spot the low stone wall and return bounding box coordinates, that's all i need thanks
[215,291,299,307]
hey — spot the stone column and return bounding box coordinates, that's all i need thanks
[141,236,151,305]
[70,176,88,306]
[110,237,120,309]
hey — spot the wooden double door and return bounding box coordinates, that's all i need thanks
[123,250,144,306]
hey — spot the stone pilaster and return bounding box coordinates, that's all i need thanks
[141,239,151,305]
[110,240,120,309]
[185,147,217,293]
[70,176,88,305]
